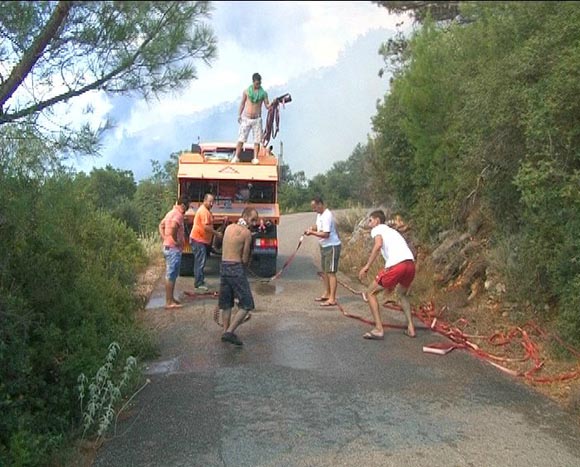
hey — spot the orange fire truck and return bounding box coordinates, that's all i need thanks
[177,142,280,277]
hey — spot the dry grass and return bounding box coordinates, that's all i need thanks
[131,233,165,310]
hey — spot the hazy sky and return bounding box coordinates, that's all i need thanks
[69,1,412,180]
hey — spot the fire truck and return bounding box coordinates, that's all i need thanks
[177,142,280,277]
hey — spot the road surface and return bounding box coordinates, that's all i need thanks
[94,212,580,467]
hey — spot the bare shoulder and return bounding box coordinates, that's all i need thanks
[241,227,252,240]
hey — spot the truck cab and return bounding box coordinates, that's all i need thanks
[177,142,280,277]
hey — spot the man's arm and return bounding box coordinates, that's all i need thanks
[264,93,271,110]
[358,235,383,280]
[241,230,252,265]
[203,223,222,238]
[304,228,329,239]
[238,90,247,123]
[166,219,180,247]
[158,219,165,240]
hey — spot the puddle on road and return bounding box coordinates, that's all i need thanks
[144,353,230,375]
[253,282,283,296]
[146,296,166,310]
[144,357,179,375]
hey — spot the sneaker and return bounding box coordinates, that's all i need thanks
[251,158,259,165]
[231,157,239,163]
[221,332,243,346]
[195,284,209,292]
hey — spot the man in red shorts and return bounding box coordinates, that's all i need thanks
[358,210,416,340]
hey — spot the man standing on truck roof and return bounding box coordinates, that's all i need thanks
[159,194,190,309]
[233,72,271,165]
[190,193,222,292]
[218,207,259,346]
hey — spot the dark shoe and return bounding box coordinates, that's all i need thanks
[221,332,243,346]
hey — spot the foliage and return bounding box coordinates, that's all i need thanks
[369,1,580,343]
[0,169,153,466]
[133,155,180,234]
[278,163,310,212]
[279,143,379,213]
[374,1,462,23]
[78,342,137,441]
[0,1,217,122]
[0,2,217,464]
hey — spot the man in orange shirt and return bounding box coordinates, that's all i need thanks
[159,195,189,309]
[190,193,222,291]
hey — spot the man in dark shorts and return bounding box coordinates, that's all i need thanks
[218,207,259,346]
[358,210,416,340]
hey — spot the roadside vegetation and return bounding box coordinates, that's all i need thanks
[282,1,580,349]
[279,0,580,413]
[0,2,217,465]
[2,1,580,465]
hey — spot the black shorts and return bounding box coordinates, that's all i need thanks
[218,262,255,311]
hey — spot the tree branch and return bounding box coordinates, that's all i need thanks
[0,2,181,125]
[0,1,73,111]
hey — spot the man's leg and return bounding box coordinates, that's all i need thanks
[252,143,260,163]
[233,141,243,162]
[164,250,183,309]
[328,272,338,304]
[221,309,247,346]
[226,308,249,335]
[252,119,262,164]
[396,284,415,337]
[321,272,331,301]
[221,308,232,332]
[222,271,254,345]
[366,281,385,336]
[165,279,175,307]
[192,241,207,288]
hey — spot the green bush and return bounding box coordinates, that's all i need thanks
[0,172,153,466]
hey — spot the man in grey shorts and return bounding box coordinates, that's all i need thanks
[218,207,259,345]
[305,196,342,307]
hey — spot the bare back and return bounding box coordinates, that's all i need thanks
[222,223,252,264]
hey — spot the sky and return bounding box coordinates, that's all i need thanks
[70,1,412,181]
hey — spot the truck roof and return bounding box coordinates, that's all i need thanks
[178,143,279,182]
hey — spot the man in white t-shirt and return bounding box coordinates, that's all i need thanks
[305,196,341,307]
[358,210,416,340]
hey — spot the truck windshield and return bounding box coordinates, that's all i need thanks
[181,179,276,204]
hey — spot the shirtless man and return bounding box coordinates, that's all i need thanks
[218,207,259,346]
[233,72,271,164]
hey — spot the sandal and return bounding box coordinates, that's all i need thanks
[319,301,337,307]
[363,331,384,340]
[314,297,330,302]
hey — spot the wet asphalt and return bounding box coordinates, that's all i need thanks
[93,212,580,467]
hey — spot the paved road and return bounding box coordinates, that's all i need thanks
[94,212,580,467]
